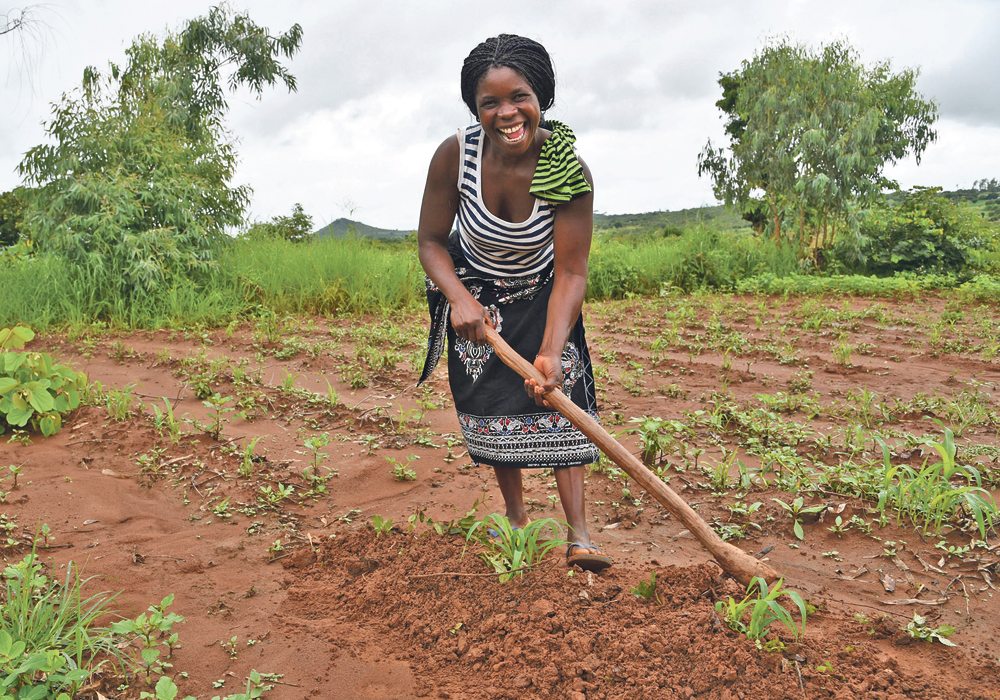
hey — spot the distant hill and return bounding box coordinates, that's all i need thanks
[314,218,413,240]
[594,205,749,233]
[312,184,999,241]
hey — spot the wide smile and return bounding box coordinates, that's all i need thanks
[498,122,528,144]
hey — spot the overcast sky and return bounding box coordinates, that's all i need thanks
[2,0,998,230]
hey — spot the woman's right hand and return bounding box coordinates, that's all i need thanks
[450,296,489,343]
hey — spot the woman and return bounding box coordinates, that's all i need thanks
[417,34,610,571]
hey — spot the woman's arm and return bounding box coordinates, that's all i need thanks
[417,135,490,343]
[527,159,594,406]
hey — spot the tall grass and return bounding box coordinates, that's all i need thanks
[587,226,800,298]
[223,235,424,315]
[1,224,993,330]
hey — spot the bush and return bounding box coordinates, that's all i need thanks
[0,325,87,436]
[0,188,27,248]
[831,187,998,275]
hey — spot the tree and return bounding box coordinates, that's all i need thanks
[698,40,938,259]
[241,203,313,242]
[17,7,302,302]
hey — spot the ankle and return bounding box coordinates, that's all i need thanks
[505,510,529,528]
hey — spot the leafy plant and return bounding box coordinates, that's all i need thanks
[772,496,827,540]
[631,572,659,602]
[904,613,956,647]
[0,546,121,697]
[202,393,234,440]
[0,325,87,437]
[466,515,565,582]
[110,594,184,681]
[105,384,137,422]
[370,515,394,537]
[715,576,808,642]
[387,455,418,482]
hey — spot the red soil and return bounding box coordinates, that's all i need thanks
[2,294,998,698]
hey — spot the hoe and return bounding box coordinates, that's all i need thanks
[485,326,780,586]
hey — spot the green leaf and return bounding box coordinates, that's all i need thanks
[793,519,804,540]
[5,394,33,426]
[155,676,179,700]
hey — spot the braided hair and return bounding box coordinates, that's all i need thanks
[460,34,555,117]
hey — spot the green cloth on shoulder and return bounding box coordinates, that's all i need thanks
[529,121,593,204]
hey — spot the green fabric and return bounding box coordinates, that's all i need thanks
[529,121,592,204]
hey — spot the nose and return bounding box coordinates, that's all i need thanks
[498,101,518,119]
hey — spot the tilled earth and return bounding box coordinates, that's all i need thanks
[2,292,998,698]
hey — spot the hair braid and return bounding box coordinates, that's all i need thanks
[460,34,556,117]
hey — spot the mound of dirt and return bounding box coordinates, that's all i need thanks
[283,530,984,699]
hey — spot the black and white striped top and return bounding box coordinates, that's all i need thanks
[456,124,556,278]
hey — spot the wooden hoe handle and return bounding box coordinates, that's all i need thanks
[484,326,780,586]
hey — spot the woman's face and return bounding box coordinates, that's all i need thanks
[475,66,541,157]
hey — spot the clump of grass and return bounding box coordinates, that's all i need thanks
[715,577,808,646]
[0,544,121,697]
[466,515,565,582]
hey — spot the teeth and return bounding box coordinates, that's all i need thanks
[500,124,523,134]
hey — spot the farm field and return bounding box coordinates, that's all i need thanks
[2,291,999,699]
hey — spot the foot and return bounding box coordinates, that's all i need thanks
[566,542,613,572]
[506,512,529,529]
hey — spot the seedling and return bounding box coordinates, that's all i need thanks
[240,437,263,478]
[904,613,956,646]
[151,398,181,443]
[934,541,971,559]
[110,594,185,681]
[370,515,394,537]
[105,385,137,422]
[7,464,21,489]
[631,572,659,602]
[714,577,808,643]
[466,515,564,582]
[827,515,849,537]
[387,455,419,481]
[727,500,762,519]
[222,634,239,659]
[258,483,294,507]
[202,393,234,440]
[772,496,826,540]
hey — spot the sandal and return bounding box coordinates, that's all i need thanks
[566,542,613,572]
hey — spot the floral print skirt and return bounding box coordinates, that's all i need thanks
[419,237,599,469]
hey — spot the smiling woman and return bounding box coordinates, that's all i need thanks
[417,34,611,572]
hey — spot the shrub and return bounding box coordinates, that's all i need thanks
[0,326,87,437]
[831,187,998,275]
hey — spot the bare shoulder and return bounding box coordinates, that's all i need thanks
[427,133,461,184]
[576,155,594,190]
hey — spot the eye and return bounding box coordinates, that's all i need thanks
[514,93,529,102]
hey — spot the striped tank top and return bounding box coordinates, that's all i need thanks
[456,124,556,277]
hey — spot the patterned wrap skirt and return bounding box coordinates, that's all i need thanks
[419,234,600,469]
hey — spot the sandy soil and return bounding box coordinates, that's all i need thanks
[2,293,998,699]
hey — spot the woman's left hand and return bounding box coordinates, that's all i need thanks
[525,352,561,407]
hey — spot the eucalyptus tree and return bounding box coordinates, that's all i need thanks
[18,7,302,304]
[698,40,938,259]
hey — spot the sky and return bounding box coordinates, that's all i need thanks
[2,0,999,231]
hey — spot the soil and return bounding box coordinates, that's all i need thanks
[2,293,998,699]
